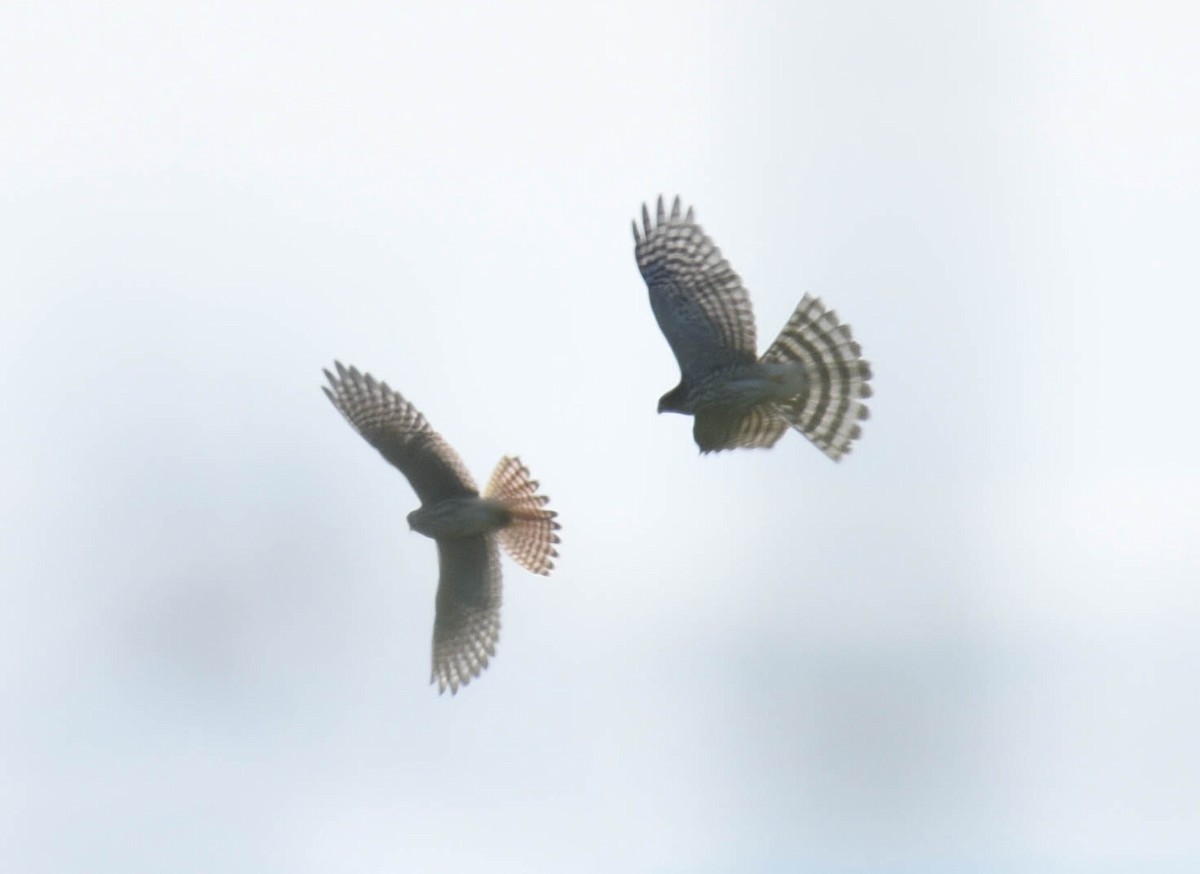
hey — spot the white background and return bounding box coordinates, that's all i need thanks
[3,2,1198,871]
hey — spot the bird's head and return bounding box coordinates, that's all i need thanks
[657,383,690,415]
[406,507,424,532]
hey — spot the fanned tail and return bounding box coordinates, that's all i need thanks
[761,294,873,462]
[484,456,560,575]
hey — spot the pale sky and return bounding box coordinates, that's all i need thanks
[3,2,1199,871]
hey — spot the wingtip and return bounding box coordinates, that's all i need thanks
[433,671,464,696]
[635,194,694,236]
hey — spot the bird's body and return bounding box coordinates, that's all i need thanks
[658,361,810,415]
[322,362,559,694]
[633,196,873,459]
[407,497,513,541]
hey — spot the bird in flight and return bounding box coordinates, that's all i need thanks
[323,362,560,694]
[632,196,872,459]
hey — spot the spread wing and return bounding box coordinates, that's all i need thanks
[632,195,759,384]
[323,361,478,504]
[431,533,502,694]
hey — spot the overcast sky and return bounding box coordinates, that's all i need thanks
[3,2,1198,871]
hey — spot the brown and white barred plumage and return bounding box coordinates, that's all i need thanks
[322,362,559,694]
[633,196,872,460]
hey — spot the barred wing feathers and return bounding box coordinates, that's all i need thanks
[432,534,502,694]
[322,361,478,503]
[633,195,759,384]
[694,404,789,454]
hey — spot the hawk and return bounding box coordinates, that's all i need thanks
[322,362,560,694]
[633,196,873,459]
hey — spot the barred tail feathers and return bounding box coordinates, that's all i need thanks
[762,294,872,461]
[484,456,560,575]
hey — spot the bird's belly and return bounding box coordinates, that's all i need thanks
[407,498,510,540]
